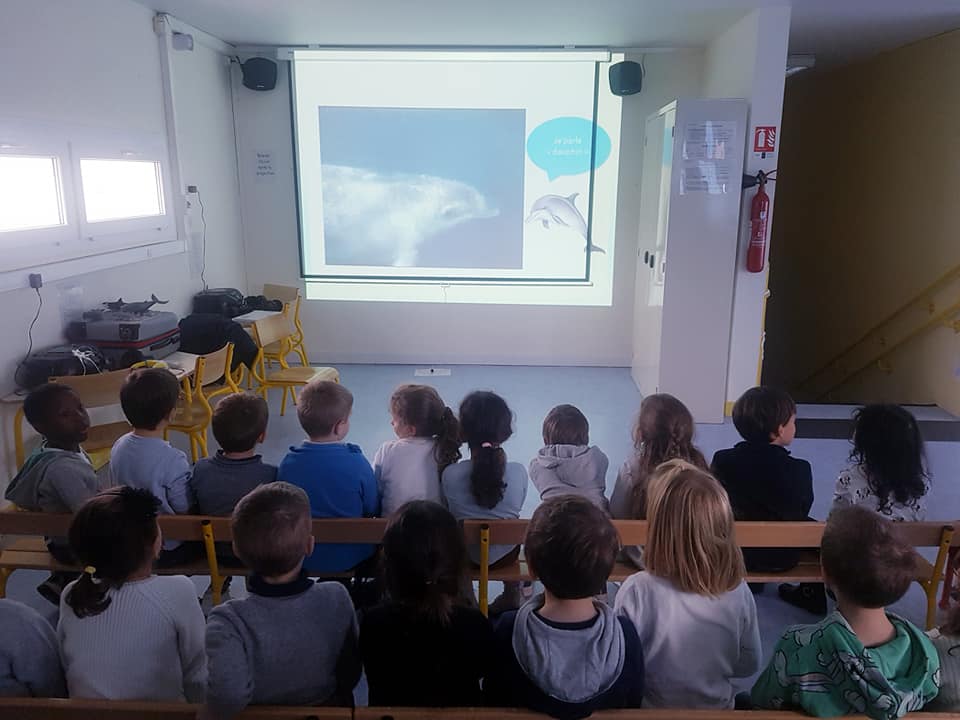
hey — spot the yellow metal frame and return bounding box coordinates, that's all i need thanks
[165,344,239,462]
[920,525,954,630]
[201,519,226,606]
[478,524,490,617]
[263,297,309,368]
[799,263,960,397]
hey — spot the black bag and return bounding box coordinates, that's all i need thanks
[16,345,107,390]
[192,288,247,318]
[244,295,284,312]
[179,314,258,370]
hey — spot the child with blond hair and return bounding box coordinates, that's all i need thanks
[614,459,760,708]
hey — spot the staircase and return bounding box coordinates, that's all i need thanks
[796,264,960,402]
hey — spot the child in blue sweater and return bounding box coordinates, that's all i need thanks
[278,381,379,574]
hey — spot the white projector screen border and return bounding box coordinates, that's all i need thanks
[292,49,624,306]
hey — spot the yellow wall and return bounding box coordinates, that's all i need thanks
[764,29,960,414]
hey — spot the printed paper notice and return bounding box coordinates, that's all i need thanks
[254,150,276,183]
[680,121,737,194]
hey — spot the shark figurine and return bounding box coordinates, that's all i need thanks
[102,294,168,314]
[525,193,605,254]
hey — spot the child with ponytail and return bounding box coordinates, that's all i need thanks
[360,501,494,706]
[373,384,461,516]
[58,487,206,701]
[441,391,528,614]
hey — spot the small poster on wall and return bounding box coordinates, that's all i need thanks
[253,149,276,183]
[680,120,737,194]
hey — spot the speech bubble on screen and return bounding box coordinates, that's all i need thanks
[527,117,611,180]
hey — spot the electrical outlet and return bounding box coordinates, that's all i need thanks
[414,368,451,377]
[28,273,42,289]
[186,184,198,194]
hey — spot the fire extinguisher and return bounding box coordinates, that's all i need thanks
[747,171,770,273]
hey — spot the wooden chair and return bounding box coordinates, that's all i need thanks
[46,369,133,471]
[263,283,308,366]
[251,313,338,415]
[165,343,239,462]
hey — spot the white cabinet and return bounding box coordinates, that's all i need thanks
[631,99,748,423]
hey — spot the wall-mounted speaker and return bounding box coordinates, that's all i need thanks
[241,58,278,91]
[608,61,643,96]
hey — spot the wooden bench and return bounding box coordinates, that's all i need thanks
[0,699,956,720]
[0,512,389,605]
[463,519,955,629]
[1,513,953,628]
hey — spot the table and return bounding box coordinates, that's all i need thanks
[231,309,282,327]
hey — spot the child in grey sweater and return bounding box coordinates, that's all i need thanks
[0,599,65,697]
[203,482,360,718]
[529,405,609,513]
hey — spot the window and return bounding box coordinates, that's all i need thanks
[79,158,164,222]
[0,155,66,232]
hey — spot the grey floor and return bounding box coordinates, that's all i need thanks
[7,364,960,695]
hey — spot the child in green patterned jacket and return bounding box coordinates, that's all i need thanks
[751,506,940,720]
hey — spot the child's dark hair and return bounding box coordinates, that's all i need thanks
[850,404,928,513]
[212,392,269,453]
[542,404,589,446]
[66,487,160,618]
[23,383,77,429]
[382,501,468,625]
[120,368,181,430]
[232,482,311,577]
[390,385,461,471]
[297,381,352,438]
[732,386,796,444]
[821,505,918,608]
[458,391,513,509]
[526,496,619,599]
[630,394,707,518]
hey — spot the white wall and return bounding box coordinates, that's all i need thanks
[702,6,791,409]
[0,0,245,477]
[235,51,703,366]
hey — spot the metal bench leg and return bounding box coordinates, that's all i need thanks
[201,520,224,606]
[479,524,490,617]
[0,568,11,599]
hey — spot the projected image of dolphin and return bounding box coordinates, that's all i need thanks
[321,165,500,267]
[525,193,605,254]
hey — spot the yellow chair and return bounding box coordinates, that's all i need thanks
[47,369,133,471]
[166,344,239,462]
[251,314,338,415]
[263,283,308,367]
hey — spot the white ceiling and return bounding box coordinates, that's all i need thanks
[133,0,960,67]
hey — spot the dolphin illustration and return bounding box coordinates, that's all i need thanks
[525,193,605,254]
[321,165,499,267]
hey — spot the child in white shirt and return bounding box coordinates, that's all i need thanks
[614,459,761,709]
[59,486,206,701]
[373,384,461,516]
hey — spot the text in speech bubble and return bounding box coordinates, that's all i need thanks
[526,117,611,180]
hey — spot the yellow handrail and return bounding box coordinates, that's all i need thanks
[819,298,960,400]
[798,262,960,393]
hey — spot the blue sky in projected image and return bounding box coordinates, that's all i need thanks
[318,107,525,269]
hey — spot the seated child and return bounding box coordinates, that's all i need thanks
[529,404,609,513]
[5,384,100,601]
[204,483,360,717]
[360,500,494,706]
[614,460,761,708]
[0,599,65,698]
[372,384,460,516]
[58,487,206,701]
[110,368,195,566]
[751,506,940,717]
[926,605,960,712]
[485,496,643,719]
[277,380,378,574]
[190,392,276,565]
[608,394,706,568]
[711,386,813,573]
[441,391,528,614]
[832,404,929,521]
